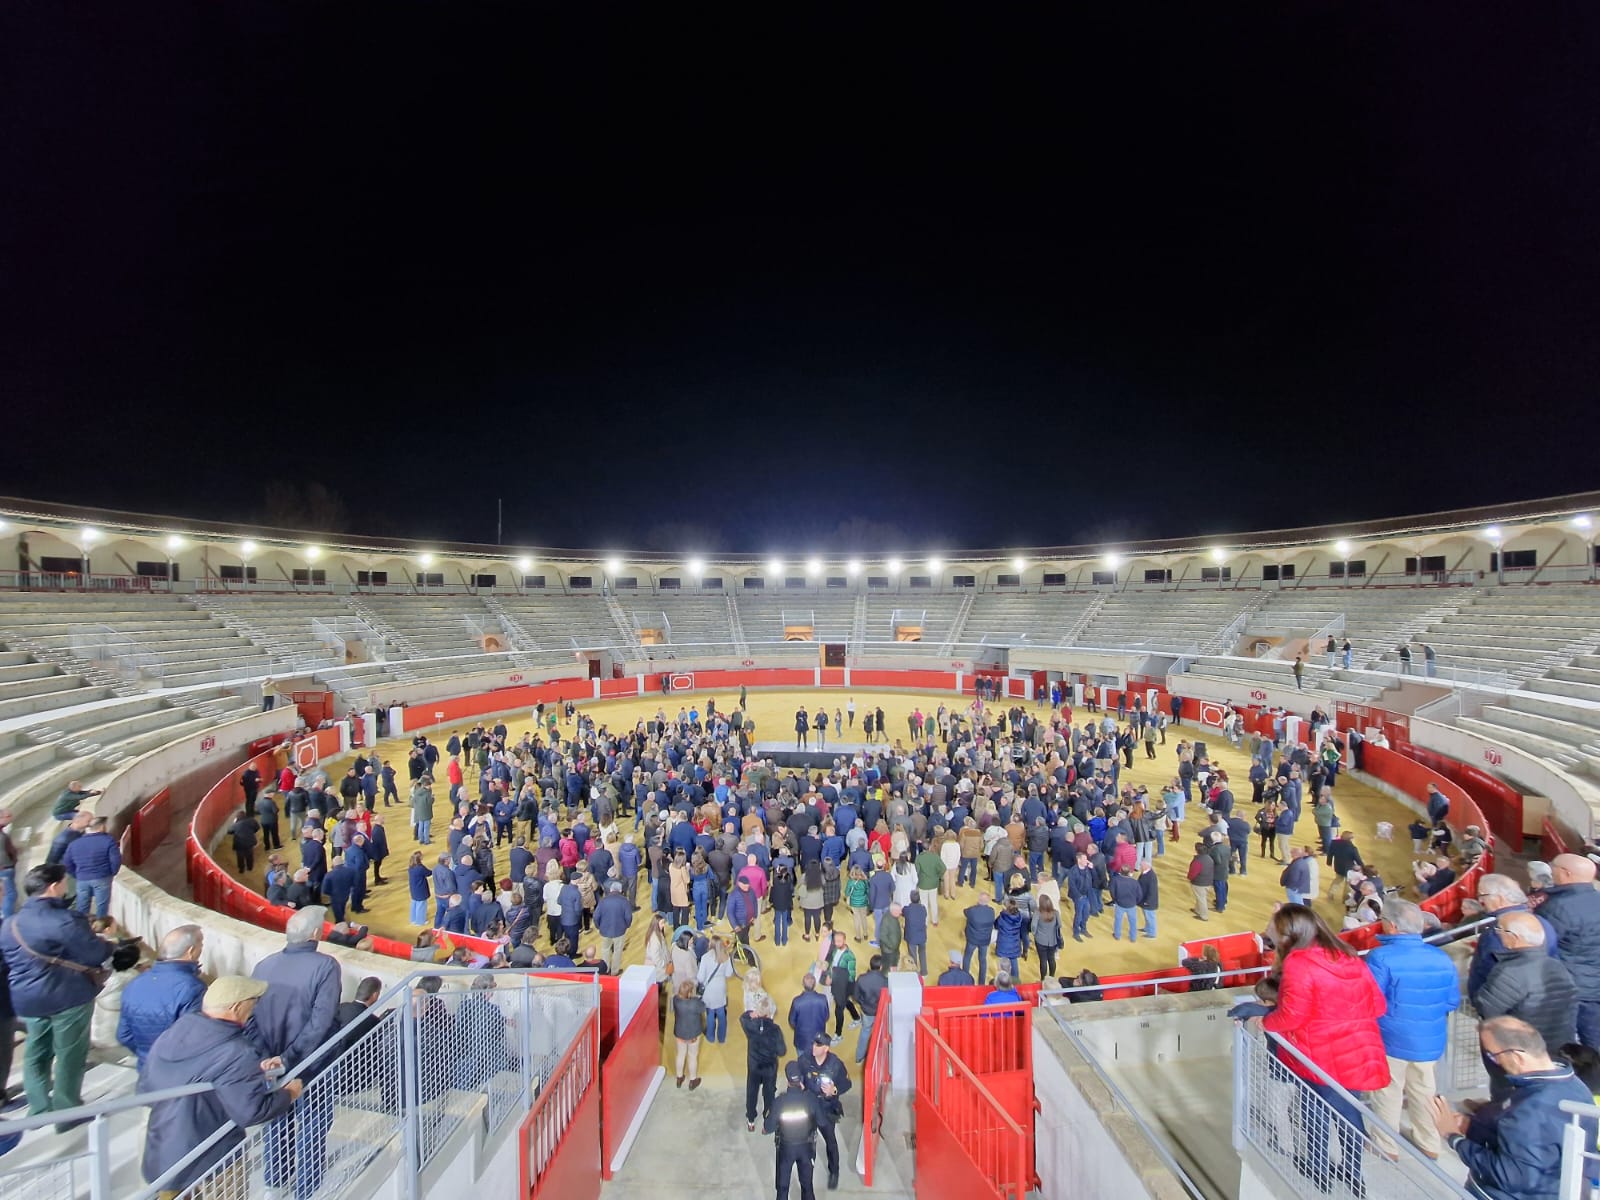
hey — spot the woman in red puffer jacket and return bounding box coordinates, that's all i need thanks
[1256,904,1389,1195]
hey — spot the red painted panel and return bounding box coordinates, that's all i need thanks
[128,788,172,867]
[526,1082,601,1200]
[408,679,588,727]
[915,1095,1005,1200]
[597,677,638,699]
[850,669,959,691]
[600,989,660,1180]
[819,667,846,687]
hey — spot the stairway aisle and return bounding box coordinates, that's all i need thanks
[601,1033,912,1199]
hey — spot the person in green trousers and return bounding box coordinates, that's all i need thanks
[0,864,115,1128]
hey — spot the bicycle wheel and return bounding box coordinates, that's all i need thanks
[734,942,761,973]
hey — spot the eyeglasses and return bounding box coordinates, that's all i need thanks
[1483,1047,1520,1062]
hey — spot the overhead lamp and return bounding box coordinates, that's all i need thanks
[81,526,101,545]
[239,539,257,557]
[885,557,902,574]
[1103,553,1121,569]
[605,556,622,574]
[417,552,435,568]
[1210,547,1226,563]
[515,556,533,572]
[304,545,322,561]
[806,557,823,576]
[1334,540,1351,557]
[767,557,784,575]
[846,559,861,576]
[1011,556,1027,571]
[1484,526,1502,542]
[165,535,185,552]
[1573,515,1593,531]
[927,557,943,573]
[687,557,705,576]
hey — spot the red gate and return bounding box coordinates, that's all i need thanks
[862,991,892,1186]
[521,1008,601,1200]
[915,1016,1029,1200]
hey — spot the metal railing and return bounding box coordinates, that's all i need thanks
[0,968,597,1200]
[67,622,165,682]
[1233,1023,1469,1199]
[1560,1100,1600,1200]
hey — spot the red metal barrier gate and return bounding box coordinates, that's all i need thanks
[862,992,892,1186]
[914,1015,1029,1200]
[521,1008,601,1200]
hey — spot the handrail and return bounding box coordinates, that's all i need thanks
[0,1082,215,1137]
[1042,1005,1207,1199]
[1242,1024,1469,1196]
[1559,1100,1600,1200]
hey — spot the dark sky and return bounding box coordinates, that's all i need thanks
[3,5,1597,554]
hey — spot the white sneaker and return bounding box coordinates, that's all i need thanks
[848,1018,861,1030]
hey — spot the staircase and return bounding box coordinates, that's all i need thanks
[1202,592,1270,654]
[850,594,869,654]
[726,593,749,657]
[344,595,425,661]
[940,591,976,656]
[1061,593,1107,646]
[187,594,330,674]
[0,631,142,696]
[604,592,643,653]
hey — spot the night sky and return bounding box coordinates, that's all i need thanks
[3,6,1596,554]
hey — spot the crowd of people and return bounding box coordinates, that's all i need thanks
[9,682,1599,1200]
[1229,849,1600,1200]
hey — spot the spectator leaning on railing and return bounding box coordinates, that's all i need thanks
[141,975,302,1198]
[1467,874,1559,1001]
[1247,904,1389,1196]
[1471,911,1578,1102]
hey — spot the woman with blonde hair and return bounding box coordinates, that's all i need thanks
[644,916,672,1032]
[696,936,735,1044]
[669,850,691,928]
[741,965,772,1017]
[542,861,565,948]
[671,979,706,1090]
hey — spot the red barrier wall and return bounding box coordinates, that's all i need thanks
[1400,745,1525,851]
[600,990,660,1180]
[1354,741,1493,932]
[408,678,589,726]
[128,788,172,867]
[862,991,892,1187]
[524,1041,602,1200]
[850,669,959,691]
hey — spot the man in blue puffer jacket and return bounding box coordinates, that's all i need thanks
[1365,898,1460,1160]
[117,925,206,1072]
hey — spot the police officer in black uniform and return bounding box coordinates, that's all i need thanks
[766,1060,822,1200]
[799,1031,852,1190]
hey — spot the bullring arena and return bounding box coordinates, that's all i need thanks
[0,491,1597,1200]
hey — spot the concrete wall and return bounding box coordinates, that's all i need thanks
[1010,648,1143,682]
[1033,1017,1193,1200]
[367,663,582,709]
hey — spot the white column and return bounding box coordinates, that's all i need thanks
[388,706,406,736]
[615,963,654,1027]
[886,970,923,1094]
[592,677,602,700]
[954,671,964,693]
